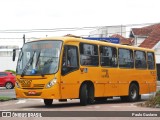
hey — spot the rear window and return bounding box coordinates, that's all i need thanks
[147,52,155,69]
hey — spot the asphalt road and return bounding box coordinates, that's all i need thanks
[0,87,16,98]
[0,96,159,120]
[0,87,160,120]
[0,86,160,109]
[0,86,160,98]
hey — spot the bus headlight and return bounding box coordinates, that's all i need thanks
[15,81,21,88]
[46,78,57,88]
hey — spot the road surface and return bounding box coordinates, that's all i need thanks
[0,86,160,120]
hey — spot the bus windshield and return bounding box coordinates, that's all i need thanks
[16,40,62,76]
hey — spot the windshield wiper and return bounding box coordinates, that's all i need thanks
[21,51,35,77]
[35,51,41,67]
[18,51,23,62]
[35,51,45,77]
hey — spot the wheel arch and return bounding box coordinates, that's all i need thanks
[79,80,95,97]
[129,80,140,94]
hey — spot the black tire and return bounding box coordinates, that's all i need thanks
[5,82,14,89]
[44,99,53,106]
[121,83,139,102]
[128,83,139,102]
[87,84,94,104]
[80,84,88,106]
[137,95,141,101]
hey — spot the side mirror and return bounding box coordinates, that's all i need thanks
[12,49,16,61]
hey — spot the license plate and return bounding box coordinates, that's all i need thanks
[28,91,36,95]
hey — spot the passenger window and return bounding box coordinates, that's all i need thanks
[80,43,99,66]
[147,52,155,69]
[100,46,117,67]
[135,51,147,69]
[0,72,7,76]
[61,45,79,75]
[119,48,134,68]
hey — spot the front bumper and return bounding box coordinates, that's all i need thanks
[15,84,61,99]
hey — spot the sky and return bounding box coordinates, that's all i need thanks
[0,0,160,47]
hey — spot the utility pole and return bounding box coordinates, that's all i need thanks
[23,34,25,45]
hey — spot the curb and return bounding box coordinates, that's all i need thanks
[157,81,160,86]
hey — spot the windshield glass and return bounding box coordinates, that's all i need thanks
[16,40,62,75]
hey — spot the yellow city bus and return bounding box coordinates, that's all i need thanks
[13,36,157,106]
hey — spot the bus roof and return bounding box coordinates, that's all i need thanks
[31,36,154,52]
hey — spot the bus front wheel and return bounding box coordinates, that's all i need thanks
[44,99,53,106]
[80,84,88,106]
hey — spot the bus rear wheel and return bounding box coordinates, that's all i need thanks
[44,99,53,106]
[128,83,139,102]
[121,83,139,102]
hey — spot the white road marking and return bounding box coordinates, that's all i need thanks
[111,106,121,107]
[111,105,137,108]
[131,103,137,107]
[94,106,100,109]
[28,99,44,103]
[86,106,101,109]
[15,100,26,104]
[29,99,42,101]
[13,99,44,105]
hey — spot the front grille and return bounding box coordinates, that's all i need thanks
[22,84,45,89]
[22,85,30,88]
[23,88,44,89]
[33,84,45,88]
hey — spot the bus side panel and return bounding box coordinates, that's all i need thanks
[147,70,157,93]
[139,70,157,94]
[116,69,136,96]
[60,70,81,99]
[94,84,105,97]
[60,67,101,99]
[139,83,157,94]
[118,83,129,96]
[103,68,119,96]
[149,83,157,93]
[82,67,104,97]
[139,83,150,94]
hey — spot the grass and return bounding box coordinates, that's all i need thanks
[5,70,16,74]
[0,96,15,102]
[141,90,160,108]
